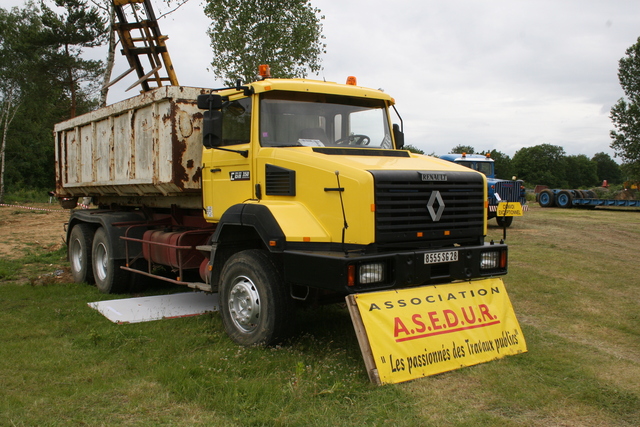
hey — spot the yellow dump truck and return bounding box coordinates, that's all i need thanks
[54,73,508,346]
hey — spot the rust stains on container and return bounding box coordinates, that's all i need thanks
[53,86,207,208]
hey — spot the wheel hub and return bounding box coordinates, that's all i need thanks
[94,242,108,281]
[70,239,83,272]
[228,276,260,333]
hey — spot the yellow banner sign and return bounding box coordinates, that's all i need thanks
[497,202,523,216]
[348,278,527,384]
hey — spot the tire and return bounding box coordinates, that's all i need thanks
[584,190,597,199]
[68,223,95,284]
[556,190,573,208]
[92,227,130,294]
[496,216,514,228]
[538,189,555,207]
[219,249,294,346]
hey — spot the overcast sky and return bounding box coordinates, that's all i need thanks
[7,0,640,159]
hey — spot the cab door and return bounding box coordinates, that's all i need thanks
[202,96,253,222]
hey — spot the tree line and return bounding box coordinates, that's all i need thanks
[447,144,623,189]
[0,0,106,201]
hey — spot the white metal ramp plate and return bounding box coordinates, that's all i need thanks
[88,292,219,324]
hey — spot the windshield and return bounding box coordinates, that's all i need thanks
[477,162,493,176]
[458,161,494,176]
[260,92,393,149]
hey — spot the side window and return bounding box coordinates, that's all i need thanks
[350,108,386,145]
[334,114,342,142]
[222,97,252,146]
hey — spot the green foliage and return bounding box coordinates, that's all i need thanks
[0,1,104,194]
[39,0,106,117]
[450,144,475,154]
[610,36,640,183]
[2,187,52,203]
[591,152,623,185]
[565,154,599,188]
[204,0,326,85]
[403,144,424,154]
[512,144,568,187]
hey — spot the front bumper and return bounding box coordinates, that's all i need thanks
[282,242,508,293]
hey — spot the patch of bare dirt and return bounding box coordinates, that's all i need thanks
[0,203,70,259]
[28,266,74,286]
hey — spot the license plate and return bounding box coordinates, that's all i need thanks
[424,250,458,264]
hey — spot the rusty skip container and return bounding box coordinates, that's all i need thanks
[54,86,209,209]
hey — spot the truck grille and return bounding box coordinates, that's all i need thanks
[371,170,485,246]
[492,180,525,204]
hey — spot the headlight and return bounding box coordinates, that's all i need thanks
[480,251,499,269]
[359,262,385,284]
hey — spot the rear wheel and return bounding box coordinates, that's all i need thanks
[68,223,94,284]
[556,190,573,208]
[92,227,130,294]
[538,189,555,207]
[219,249,293,346]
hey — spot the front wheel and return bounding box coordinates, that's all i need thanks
[219,249,293,346]
[92,227,130,294]
[496,216,514,228]
[538,189,555,207]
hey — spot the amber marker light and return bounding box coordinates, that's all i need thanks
[269,240,277,247]
[371,204,376,212]
[500,250,507,268]
[303,237,311,242]
[417,232,423,237]
[346,76,357,85]
[347,265,356,286]
[444,230,451,236]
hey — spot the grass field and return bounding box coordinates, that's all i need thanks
[0,204,639,426]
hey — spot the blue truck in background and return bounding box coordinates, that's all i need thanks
[439,153,527,227]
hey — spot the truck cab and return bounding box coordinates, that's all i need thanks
[439,153,526,227]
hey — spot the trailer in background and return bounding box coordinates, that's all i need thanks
[536,187,640,209]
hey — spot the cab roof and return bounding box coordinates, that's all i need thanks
[219,78,395,104]
[439,153,494,163]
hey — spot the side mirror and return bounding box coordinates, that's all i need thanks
[393,123,404,149]
[197,93,223,110]
[203,110,223,148]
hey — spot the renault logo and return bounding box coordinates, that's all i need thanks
[427,191,445,222]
